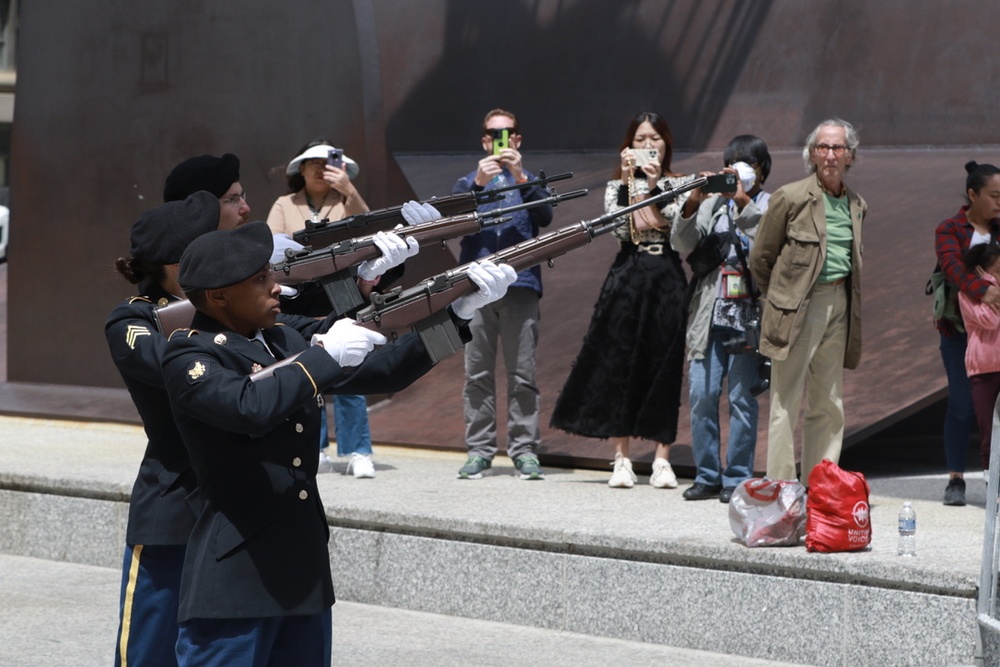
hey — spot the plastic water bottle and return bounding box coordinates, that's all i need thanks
[898,501,916,557]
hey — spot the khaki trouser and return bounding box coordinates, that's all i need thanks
[765,281,849,483]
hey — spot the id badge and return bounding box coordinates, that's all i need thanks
[722,268,749,299]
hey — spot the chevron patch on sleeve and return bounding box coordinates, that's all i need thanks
[125,325,152,350]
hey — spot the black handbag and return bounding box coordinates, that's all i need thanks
[685,231,732,279]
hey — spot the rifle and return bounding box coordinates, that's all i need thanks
[247,176,705,380]
[291,171,574,249]
[354,177,706,347]
[273,187,588,314]
[154,187,587,337]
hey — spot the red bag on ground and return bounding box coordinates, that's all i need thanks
[805,458,871,552]
[728,478,807,547]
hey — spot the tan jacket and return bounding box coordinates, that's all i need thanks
[748,174,867,368]
[266,190,369,236]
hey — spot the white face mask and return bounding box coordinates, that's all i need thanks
[732,161,757,192]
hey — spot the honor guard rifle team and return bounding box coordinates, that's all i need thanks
[104,113,880,665]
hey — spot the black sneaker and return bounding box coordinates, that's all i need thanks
[943,478,966,506]
[514,454,545,480]
[683,483,722,500]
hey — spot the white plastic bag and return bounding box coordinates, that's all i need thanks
[728,478,807,547]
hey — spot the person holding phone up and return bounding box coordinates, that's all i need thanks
[452,108,554,481]
[551,111,697,490]
[265,138,423,479]
[672,135,772,503]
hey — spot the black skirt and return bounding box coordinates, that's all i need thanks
[550,242,688,444]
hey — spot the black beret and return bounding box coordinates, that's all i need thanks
[179,220,274,291]
[129,191,221,265]
[163,153,240,202]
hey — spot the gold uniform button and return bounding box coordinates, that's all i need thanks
[299,490,308,500]
[295,423,304,433]
[292,457,302,467]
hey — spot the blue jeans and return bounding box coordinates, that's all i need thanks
[940,332,975,472]
[332,394,372,457]
[688,326,760,488]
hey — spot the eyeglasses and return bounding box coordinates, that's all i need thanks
[814,144,848,156]
[221,191,247,207]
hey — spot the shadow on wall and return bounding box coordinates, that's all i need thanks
[385,0,773,152]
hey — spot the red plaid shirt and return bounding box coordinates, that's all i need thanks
[934,206,1000,335]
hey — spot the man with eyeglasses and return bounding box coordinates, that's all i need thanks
[163,153,251,229]
[452,108,553,481]
[749,118,868,485]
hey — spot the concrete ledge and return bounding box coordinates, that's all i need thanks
[0,487,977,666]
[330,527,975,666]
[0,417,983,665]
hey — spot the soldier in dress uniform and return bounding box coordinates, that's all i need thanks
[106,193,422,666]
[105,191,223,667]
[161,221,513,666]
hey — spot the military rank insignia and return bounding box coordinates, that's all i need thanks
[186,360,208,384]
[125,325,151,350]
[250,363,263,373]
[214,334,228,345]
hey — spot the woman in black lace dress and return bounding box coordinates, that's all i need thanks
[551,111,695,489]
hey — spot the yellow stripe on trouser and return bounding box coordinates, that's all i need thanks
[119,544,143,667]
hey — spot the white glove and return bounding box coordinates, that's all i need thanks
[278,285,300,298]
[356,230,419,281]
[311,318,388,368]
[451,260,518,320]
[400,200,442,226]
[270,233,305,265]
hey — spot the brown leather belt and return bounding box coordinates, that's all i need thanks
[820,276,848,286]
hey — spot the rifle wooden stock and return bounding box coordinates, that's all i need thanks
[292,171,575,248]
[153,299,196,336]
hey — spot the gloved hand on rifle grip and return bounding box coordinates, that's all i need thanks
[451,260,518,320]
[311,318,387,368]
[401,200,442,226]
[270,233,305,265]
[356,230,419,281]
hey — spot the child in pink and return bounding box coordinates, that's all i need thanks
[959,242,1000,470]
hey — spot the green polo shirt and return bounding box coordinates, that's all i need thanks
[819,192,852,283]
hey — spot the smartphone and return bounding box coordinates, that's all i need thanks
[491,128,509,156]
[327,148,344,170]
[703,172,737,193]
[629,148,660,167]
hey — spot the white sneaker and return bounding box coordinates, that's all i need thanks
[318,450,336,474]
[347,453,376,479]
[650,458,678,489]
[608,454,636,488]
